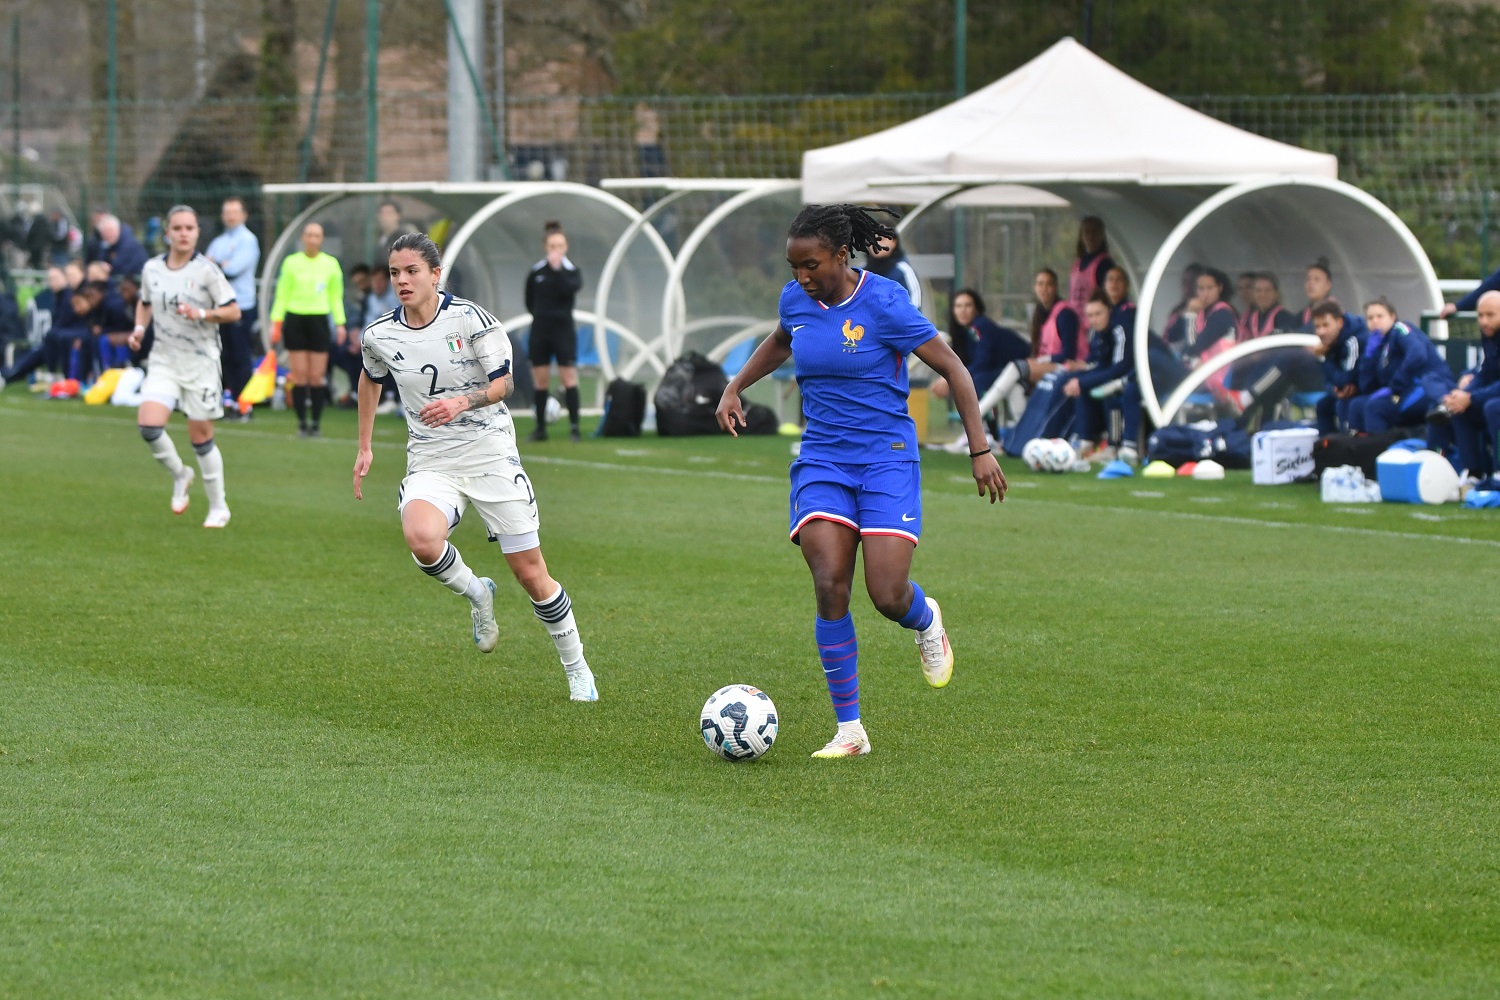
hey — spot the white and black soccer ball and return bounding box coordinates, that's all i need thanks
[700,684,778,761]
[1021,438,1048,471]
[1042,437,1077,473]
[544,394,562,422]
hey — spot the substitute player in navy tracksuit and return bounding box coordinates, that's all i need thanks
[1308,300,1366,434]
[1063,290,1138,455]
[1350,298,1456,433]
[1434,290,1500,477]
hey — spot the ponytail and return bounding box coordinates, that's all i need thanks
[787,203,900,256]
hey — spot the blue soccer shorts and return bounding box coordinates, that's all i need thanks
[788,459,922,546]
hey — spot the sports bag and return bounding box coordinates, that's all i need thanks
[599,378,647,437]
[1311,428,1417,479]
[655,352,728,436]
[1146,418,1252,468]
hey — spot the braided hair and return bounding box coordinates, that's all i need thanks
[787,204,900,257]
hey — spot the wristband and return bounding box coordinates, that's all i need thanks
[969,448,991,458]
[199,308,208,320]
[132,324,145,335]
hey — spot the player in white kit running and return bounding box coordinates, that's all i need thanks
[127,205,242,528]
[352,233,597,702]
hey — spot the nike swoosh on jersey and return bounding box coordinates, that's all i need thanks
[790,324,807,332]
[901,514,916,522]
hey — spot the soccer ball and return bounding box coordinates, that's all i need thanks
[1021,438,1048,471]
[544,394,562,422]
[700,684,779,761]
[1042,437,1077,473]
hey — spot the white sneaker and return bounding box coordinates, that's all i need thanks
[202,506,231,529]
[916,597,954,687]
[471,578,499,653]
[811,721,870,758]
[171,467,196,515]
[565,661,598,701]
[1118,445,1140,466]
[375,399,399,415]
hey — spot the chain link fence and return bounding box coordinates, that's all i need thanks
[4,90,1498,276]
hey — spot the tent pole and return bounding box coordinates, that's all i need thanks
[951,0,967,295]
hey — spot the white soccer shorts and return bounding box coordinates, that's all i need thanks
[397,469,541,551]
[140,358,224,421]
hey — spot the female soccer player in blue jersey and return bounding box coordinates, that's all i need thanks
[716,204,1006,759]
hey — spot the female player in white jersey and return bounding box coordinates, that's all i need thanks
[351,233,597,702]
[127,205,242,528]
[717,204,1005,758]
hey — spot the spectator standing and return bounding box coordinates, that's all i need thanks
[205,196,261,420]
[375,200,416,271]
[1066,216,1114,319]
[524,220,583,441]
[269,222,346,437]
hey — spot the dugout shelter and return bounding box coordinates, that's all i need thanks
[801,37,1441,426]
[259,182,674,395]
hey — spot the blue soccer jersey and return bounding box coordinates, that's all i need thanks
[780,269,939,464]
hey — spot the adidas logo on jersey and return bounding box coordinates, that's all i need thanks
[393,352,405,361]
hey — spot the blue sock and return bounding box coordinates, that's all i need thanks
[816,613,860,723]
[897,581,934,632]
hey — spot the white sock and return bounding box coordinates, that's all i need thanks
[532,585,585,667]
[146,429,186,476]
[976,362,1023,414]
[415,542,479,597]
[194,441,226,508]
[838,719,865,737]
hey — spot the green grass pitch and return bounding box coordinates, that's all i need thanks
[2,390,1498,998]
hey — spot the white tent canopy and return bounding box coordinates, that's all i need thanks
[801,39,1443,425]
[802,37,1336,205]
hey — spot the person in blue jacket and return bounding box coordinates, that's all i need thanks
[1063,290,1138,460]
[1440,270,1500,318]
[1434,290,1500,477]
[1308,300,1366,433]
[1349,297,1456,433]
[930,288,1030,449]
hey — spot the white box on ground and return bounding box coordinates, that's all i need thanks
[1252,428,1319,485]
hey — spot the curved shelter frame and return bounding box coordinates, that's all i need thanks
[259,183,674,389]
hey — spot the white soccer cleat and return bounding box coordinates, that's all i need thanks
[202,506,231,529]
[171,467,195,515]
[565,661,598,702]
[916,597,954,688]
[471,577,499,653]
[811,722,870,758]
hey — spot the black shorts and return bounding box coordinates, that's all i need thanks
[282,312,332,352]
[529,322,577,367]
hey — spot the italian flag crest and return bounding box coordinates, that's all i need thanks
[446,334,463,353]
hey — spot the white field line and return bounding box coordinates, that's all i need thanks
[7,404,1500,548]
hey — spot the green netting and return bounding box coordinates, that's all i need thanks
[3,91,1497,277]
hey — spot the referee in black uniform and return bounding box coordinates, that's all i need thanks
[524,220,584,441]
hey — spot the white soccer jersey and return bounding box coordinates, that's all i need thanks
[139,253,238,368]
[361,293,521,477]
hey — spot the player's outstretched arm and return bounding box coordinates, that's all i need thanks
[353,371,383,500]
[913,336,1007,504]
[717,326,793,437]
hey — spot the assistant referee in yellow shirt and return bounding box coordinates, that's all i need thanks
[270,222,346,437]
